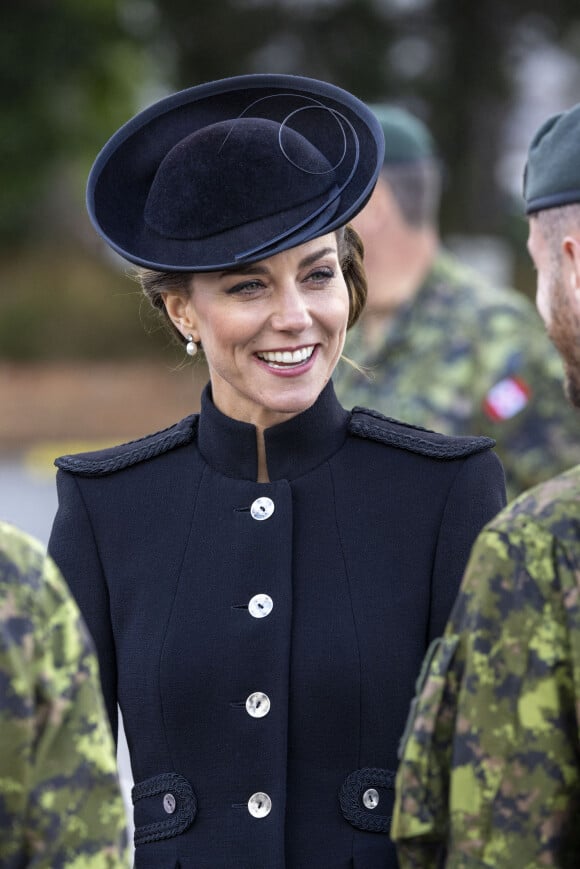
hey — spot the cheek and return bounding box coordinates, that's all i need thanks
[337,288,351,330]
[323,292,350,346]
[197,312,261,376]
[194,320,229,369]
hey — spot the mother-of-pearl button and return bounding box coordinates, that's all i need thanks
[362,788,380,809]
[248,792,272,817]
[250,497,275,520]
[163,793,176,814]
[246,691,271,718]
[248,594,273,618]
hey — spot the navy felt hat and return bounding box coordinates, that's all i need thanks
[87,73,385,271]
[524,102,580,214]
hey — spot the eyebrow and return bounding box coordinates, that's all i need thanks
[218,246,337,278]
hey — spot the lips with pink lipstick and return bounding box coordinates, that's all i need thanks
[256,345,315,369]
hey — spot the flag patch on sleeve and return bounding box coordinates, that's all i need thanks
[483,377,531,421]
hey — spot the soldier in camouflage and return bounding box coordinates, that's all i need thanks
[333,105,580,501]
[0,520,129,866]
[391,103,580,866]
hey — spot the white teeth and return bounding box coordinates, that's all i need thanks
[258,346,314,366]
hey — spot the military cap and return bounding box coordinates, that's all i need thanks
[524,102,580,214]
[369,104,436,165]
[87,73,385,272]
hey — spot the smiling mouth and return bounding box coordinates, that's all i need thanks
[256,346,315,368]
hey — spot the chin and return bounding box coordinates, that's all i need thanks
[271,397,317,415]
[264,390,320,418]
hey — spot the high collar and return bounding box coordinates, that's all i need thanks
[197,380,349,481]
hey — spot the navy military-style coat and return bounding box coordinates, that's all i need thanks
[48,382,506,869]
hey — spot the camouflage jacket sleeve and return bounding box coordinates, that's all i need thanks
[391,510,580,868]
[0,522,129,867]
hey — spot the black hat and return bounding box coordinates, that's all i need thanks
[87,73,385,271]
[523,102,580,214]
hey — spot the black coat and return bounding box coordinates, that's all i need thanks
[48,383,506,869]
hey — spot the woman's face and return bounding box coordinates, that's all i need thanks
[164,233,350,429]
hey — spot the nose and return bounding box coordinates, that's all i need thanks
[270,283,313,332]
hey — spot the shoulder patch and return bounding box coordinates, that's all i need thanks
[349,407,495,459]
[54,414,199,477]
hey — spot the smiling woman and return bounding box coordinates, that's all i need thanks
[161,235,349,432]
[48,73,506,869]
[155,232,355,479]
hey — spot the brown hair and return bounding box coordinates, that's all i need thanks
[136,224,367,347]
[337,224,367,328]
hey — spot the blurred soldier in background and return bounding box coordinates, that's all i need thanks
[392,102,580,867]
[333,104,580,500]
[0,520,128,866]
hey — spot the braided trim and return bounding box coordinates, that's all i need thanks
[55,415,199,476]
[132,772,197,845]
[349,409,494,459]
[339,767,395,833]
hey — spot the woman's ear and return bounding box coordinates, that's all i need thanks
[162,291,199,341]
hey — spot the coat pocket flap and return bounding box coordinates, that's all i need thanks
[132,772,197,845]
[339,767,396,833]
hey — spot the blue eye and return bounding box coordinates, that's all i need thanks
[226,279,263,295]
[308,267,335,282]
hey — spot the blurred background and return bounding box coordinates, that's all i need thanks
[2,0,579,832]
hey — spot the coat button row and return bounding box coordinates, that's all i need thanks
[250,497,275,521]
[248,792,272,818]
[246,691,270,718]
[248,593,273,618]
[245,502,275,820]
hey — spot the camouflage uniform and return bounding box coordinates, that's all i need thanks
[391,464,580,868]
[0,521,129,866]
[334,249,580,501]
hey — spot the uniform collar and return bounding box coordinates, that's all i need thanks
[197,380,349,481]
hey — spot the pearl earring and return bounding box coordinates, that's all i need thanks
[185,334,198,357]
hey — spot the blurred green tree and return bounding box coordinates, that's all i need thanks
[0,0,155,245]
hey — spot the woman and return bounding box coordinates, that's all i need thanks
[48,74,505,868]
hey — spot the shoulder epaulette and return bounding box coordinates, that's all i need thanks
[348,407,495,459]
[54,414,199,477]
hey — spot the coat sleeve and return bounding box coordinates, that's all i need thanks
[392,520,580,867]
[48,470,119,740]
[427,448,506,642]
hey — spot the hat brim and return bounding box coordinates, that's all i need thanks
[87,73,385,271]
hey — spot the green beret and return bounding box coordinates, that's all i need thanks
[369,104,436,165]
[524,102,580,214]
